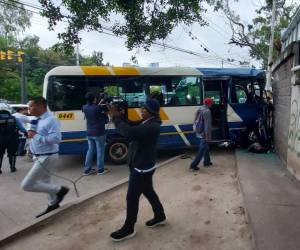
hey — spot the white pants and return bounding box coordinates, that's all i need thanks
[21,154,61,206]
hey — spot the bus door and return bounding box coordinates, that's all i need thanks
[228,79,264,145]
[203,78,228,141]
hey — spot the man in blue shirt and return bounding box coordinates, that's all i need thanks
[82,92,109,175]
[21,97,69,218]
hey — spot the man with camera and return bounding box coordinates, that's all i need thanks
[21,96,69,218]
[82,92,109,175]
[109,98,166,242]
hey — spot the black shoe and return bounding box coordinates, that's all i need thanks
[10,167,16,172]
[203,162,213,167]
[110,226,136,242]
[146,215,167,228]
[55,186,69,205]
[189,166,200,171]
[36,204,59,218]
[0,169,2,174]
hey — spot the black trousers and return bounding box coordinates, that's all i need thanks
[125,169,165,227]
[0,135,19,169]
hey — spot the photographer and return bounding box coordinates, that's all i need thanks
[82,92,109,175]
[109,98,166,242]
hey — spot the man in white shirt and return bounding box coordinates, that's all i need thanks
[21,97,69,218]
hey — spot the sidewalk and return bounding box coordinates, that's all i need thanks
[1,149,252,250]
[236,150,300,250]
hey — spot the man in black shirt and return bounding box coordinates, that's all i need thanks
[109,99,166,242]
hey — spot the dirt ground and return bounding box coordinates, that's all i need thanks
[2,150,252,250]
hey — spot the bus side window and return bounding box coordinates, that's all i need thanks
[171,76,201,106]
[118,77,146,107]
[232,85,247,104]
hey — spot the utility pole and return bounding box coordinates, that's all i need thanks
[266,0,276,91]
[76,43,80,66]
[20,53,27,104]
[221,59,224,68]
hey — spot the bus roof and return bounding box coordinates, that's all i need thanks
[197,68,265,79]
[45,66,203,78]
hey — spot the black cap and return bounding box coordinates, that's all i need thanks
[144,99,160,115]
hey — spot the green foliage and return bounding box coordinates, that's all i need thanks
[38,0,228,51]
[224,0,297,69]
[0,0,32,47]
[0,34,107,103]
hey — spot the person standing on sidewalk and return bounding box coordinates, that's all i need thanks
[82,92,109,175]
[109,98,166,242]
[13,107,31,156]
[0,107,26,174]
[190,97,214,171]
[21,97,69,218]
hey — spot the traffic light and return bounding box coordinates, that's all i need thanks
[7,50,13,60]
[17,51,24,63]
[0,51,5,60]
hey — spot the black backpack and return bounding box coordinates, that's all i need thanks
[0,110,18,136]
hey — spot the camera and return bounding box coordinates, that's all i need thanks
[98,93,128,117]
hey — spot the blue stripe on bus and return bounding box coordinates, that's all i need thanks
[230,104,258,126]
[59,124,196,154]
[228,122,246,129]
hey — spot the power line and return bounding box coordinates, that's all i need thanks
[1,0,243,67]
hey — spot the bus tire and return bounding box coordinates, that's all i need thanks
[107,140,128,164]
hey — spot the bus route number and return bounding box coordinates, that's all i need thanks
[57,113,74,120]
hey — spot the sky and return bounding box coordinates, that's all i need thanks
[21,0,262,68]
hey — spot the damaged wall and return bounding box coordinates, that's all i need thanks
[272,42,300,177]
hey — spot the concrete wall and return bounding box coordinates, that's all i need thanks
[272,42,300,168]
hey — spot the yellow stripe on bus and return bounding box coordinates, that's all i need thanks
[112,67,140,75]
[81,66,111,75]
[127,108,170,121]
[159,108,169,121]
[62,138,86,143]
[128,109,141,121]
[61,130,194,143]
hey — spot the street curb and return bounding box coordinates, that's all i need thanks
[235,150,258,250]
[0,154,184,247]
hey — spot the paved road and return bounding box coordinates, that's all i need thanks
[0,150,182,237]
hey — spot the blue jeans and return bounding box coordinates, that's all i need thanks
[84,136,106,172]
[190,138,211,168]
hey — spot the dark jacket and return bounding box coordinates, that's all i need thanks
[113,116,161,170]
[82,104,108,136]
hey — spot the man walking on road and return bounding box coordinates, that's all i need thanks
[109,98,166,242]
[21,97,69,218]
[190,97,214,171]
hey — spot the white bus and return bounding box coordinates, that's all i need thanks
[44,66,204,163]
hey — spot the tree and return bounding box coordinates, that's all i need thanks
[0,0,32,48]
[222,0,297,69]
[81,51,104,66]
[39,0,228,51]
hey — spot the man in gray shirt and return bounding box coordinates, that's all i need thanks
[190,97,214,171]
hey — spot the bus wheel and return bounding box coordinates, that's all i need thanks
[107,140,128,164]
